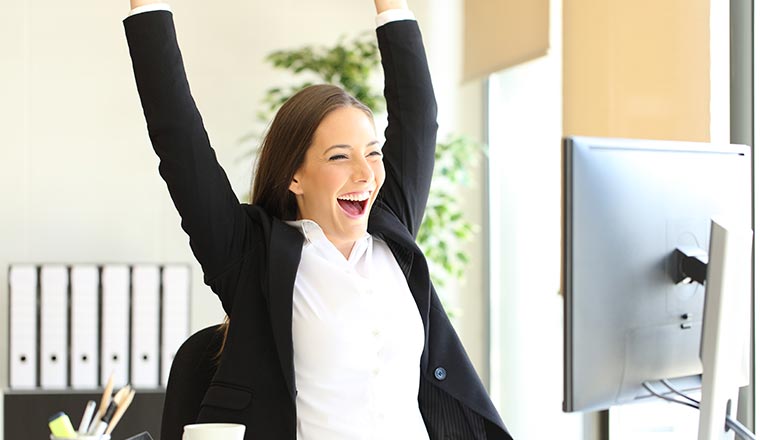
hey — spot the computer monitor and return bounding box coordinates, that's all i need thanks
[562,136,752,413]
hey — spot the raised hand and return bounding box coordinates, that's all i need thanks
[130,0,164,10]
[374,0,408,14]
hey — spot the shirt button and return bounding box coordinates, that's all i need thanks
[373,368,380,376]
[372,329,380,337]
[434,367,447,381]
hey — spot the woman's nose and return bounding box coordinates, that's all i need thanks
[353,157,374,182]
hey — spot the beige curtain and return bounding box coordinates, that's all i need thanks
[464,0,550,81]
[562,0,710,141]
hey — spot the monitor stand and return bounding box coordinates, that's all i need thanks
[697,219,752,439]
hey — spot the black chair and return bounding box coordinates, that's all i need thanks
[161,324,224,440]
[161,324,497,439]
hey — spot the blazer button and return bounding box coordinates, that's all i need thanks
[434,367,447,381]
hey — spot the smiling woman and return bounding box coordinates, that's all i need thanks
[123,0,511,438]
[252,86,384,258]
[288,106,385,257]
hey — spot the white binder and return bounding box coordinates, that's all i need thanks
[131,264,160,388]
[101,265,130,387]
[70,265,99,389]
[161,265,190,387]
[9,265,38,389]
[40,265,69,389]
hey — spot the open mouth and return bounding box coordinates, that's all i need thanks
[337,191,371,218]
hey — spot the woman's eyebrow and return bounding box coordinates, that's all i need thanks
[323,140,380,154]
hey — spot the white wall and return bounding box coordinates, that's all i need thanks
[0,0,493,435]
[488,0,586,437]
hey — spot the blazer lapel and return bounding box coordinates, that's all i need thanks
[267,218,304,401]
[368,206,432,369]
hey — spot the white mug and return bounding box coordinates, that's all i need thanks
[182,423,246,440]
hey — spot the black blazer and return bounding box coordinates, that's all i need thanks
[125,11,511,440]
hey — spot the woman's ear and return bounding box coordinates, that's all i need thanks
[289,174,304,195]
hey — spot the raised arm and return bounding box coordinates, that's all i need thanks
[124,6,252,308]
[374,0,438,238]
[130,0,163,9]
[374,0,409,13]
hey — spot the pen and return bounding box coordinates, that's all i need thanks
[88,383,132,435]
[77,400,97,434]
[106,389,136,435]
[90,400,118,436]
[48,411,77,439]
[92,372,115,432]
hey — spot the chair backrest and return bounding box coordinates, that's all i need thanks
[160,324,224,440]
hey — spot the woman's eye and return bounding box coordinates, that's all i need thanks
[368,151,383,158]
[329,154,348,161]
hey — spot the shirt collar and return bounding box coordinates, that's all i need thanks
[285,219,326,244]
[285,219,373,264]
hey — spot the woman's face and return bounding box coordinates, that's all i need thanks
[289,106,385,250]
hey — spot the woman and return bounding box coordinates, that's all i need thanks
[124,0,511,438]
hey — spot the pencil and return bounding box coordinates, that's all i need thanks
[92,372,114,431]
[113,384,132,406]
[106,389,136,435]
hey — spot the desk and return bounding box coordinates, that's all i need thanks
[4,389,164,439]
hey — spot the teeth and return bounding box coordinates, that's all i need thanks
[337,191,371,202]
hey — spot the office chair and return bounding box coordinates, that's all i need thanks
[161,324,224,440]
[160,324,498,439]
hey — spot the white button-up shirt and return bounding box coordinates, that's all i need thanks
[286,220,429,440]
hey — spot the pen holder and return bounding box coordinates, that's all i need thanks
[51,436,110,440]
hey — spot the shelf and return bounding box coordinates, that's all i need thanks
[4,390,165,439]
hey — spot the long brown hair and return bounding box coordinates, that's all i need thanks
[251,84,373,218]
[215,84,373,358]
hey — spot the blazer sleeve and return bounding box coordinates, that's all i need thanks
[375,20,438,239]
[124,11,252,286]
